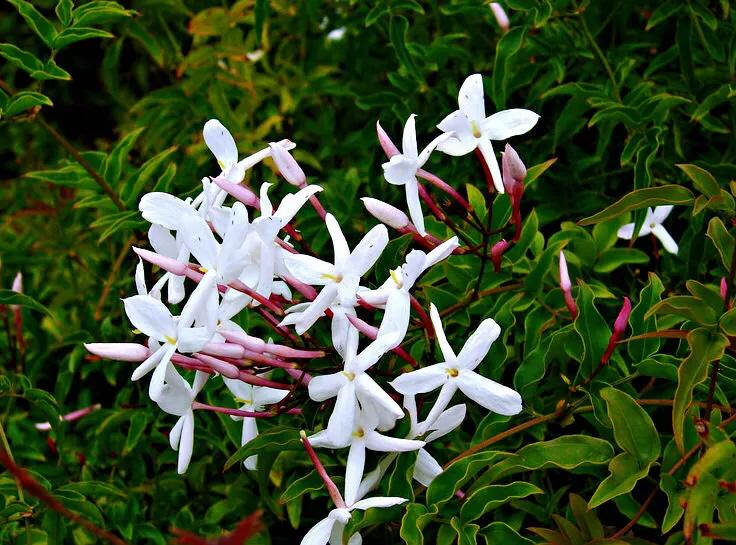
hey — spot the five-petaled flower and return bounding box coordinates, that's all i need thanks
[616,206,678,255]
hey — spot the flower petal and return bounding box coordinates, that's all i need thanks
[326,213,351,269]
[429,303,456,361]
[139,192,195,230]
[651,224,679,255]
[617,223,636,240]
[652,205,674,224]
[292,282,339,334]
[402,114,418,158]
[180,215,219,270]
[456,370,522,415]
[123,295,175,341]
[436,111,477,156]
[275,185,323,224]
[177,326,213,353]
[364,431,424,452]
[299,516,336,545]
[308,372,349,402]
[457,318,501,370]
[347,224,389,278]
[404,177,425,237]
[482,108,540,140]
[148,224,178,258]
[413,448,443,486]
[478,138,504,193]
[425,404,466,442]
[355,374,404,418]
[376,291,411,348]
[324,381,357,447]
[351,332,400,373]
[458,73,486,123]
[344,440,366,506]
[389,363,447,395]
[177,411,195,474]
[382,155,416,186]
[203,119,238,167]
[350,496,407,511]
[283,254,337,285]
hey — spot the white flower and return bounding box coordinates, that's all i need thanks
[381,114,453,236]
[300,496,407,545]
[360,237,459,346]
[123,294,213,401]
[616,206,678,255]
[222,376,289,470]
[311,403,423,508]
[281,213,388,334]
[307,333,403,449]
[390,303,521,425]
[436,74,539,193]
[154,366,209,474]
[326,27,346,41]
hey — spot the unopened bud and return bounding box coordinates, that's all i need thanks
[376,120,400,158]
[11,272,22,294]
[491,239,510,272]
[361,197,410,229]
[502,144,526,195]
[559,251,571,291]
[84,342,150,362]
[613,297,632,337]
[133,247,189,276]
[269,143,306,186]
[490,3,510,32]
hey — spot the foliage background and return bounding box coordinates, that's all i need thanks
[1,0,736,544]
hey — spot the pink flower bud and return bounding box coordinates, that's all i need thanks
[361,197,410,229]
[212,176,259,207]
[35,403,102,431]
[200,342,246,359]
[269,143,306,186]
[721,277,730,309]
[559,251,571,291]
[132,247,189,276]
[490,3,510,32]
[502,144,526,195]
[613,297,632,337]
[491,239,510,272]
[376,120,400,157]
[11,272,22,294]
[84,342,150,362]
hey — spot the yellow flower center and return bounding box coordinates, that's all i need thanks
[165,335,177,345]
[446,367,459,378]
[341,371,355,381]
[217,159,225,169]
[198,266,209,273]
[353,427,365,438]
[470,120,482,138]
[235,397,253,406]
[389,268,403,288]
[321,272,343,283]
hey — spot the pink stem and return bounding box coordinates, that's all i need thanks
[192,402,302,418]
[417,169,471,211]
[410,295,434,339]
[300,431,346,509]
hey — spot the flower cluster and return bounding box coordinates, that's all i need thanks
[87,73,542,543]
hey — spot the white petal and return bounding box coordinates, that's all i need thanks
[346,224,389,278]
[135,258,147,296]
[402,114,419,158]
[389,363,447,395]
[148,224,178,258]
[169,415,185,451]
[413,448,443,486]
[424,236,460,267]
[242,417,258,470]
[324,381,357,448]
[292,283,339,334]
[176,411,195,474]
[456,370,522,415]
[405,177,425,237]
[326,214,351,269]
[148,349,175,402]
[351,332,400,373]
[457,318,501,370]
[364,431,424,453]
[131,344,166,381]
[478,138,504,193]
[253,385,289,407]
[180,215,219,269]
[651,224,679,255]
[376,291,410,348]
[482,108,540,140]
[179,270,218,329]
[417,132,455,168]
[203,119,238,167]
[344,440,366,506]
[275,185,323,224]
[308,372,349,402]
[331,307,358,360]
[123,295,175,341]
[382,155,417,186]
[652,205,674,224]
[350,496,407,511]
[177,326,213,353]
[355,374,404,418]
[436,111,477,156]
[284,254,337,286]
[139,192,194,230]
[300,517,336,545]
[347,532,362,545]
[616,223,636,240]
[429,303,456,361]
[259,182,274,216]
[458,73,486,123]
[425,404,466,442]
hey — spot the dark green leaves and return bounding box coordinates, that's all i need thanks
[492,27,526,110]
[0,290,51,315]
[578,185,694,226]
[589,387,660,507]
[460,482,543,522]
[8,0,58,48]
[390,16,423,83]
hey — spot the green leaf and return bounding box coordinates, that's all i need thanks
[224,428,301,470]
[400,503,438,545]
[53,27,114,49]
[678,163,720,198]
[492,26,526,110]
[645,1,680,31]
[646,295,717,325]
[480,522,535,545]
[4,91,53,117]
[524,158,557,188]
[481,435,614,484]
[120,146,177,205]
[578,185,694,226]
[466,183,487,223]
[627,273,665,362]
[460,482,543,522]
[573,281,610,380]
[55,0,73,26]
[720,307,736,336]
[390,16,423,83]
[8,0,58,48]
[123,411,149,454]
[427,451,502,507]
[280,471,323,503]
[0,290,51,315]
[103,127,145,185]
[0,43,44,72]
[660,474,685,533]
[706,217,734,271]
[255,0,268,45]
[673,328,729,451]
[58,481,125,499]
[593,248,649,273]
[72,1,134,26]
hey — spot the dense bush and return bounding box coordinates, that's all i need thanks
[2,1,736,544]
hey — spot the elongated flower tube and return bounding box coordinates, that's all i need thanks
[559,251,578,320]
[491,239,510,272]
[490,3,510,31]
[502,144,526,241]
[85,342,151,362]
[601,297,631,365]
